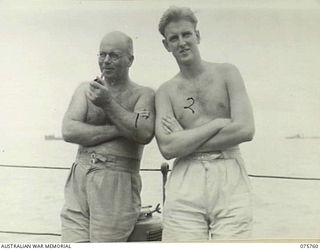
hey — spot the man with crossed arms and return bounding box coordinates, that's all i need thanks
[155,6,255,241]
[61,31,155,242]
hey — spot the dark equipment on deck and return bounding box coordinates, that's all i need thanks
[127,204,162,241]
[128,163,170,242]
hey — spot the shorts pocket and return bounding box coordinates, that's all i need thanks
[64,162,77,187]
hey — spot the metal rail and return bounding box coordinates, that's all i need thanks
[0,162,320,238]
[0,230,60,237]
[1,164,320,181]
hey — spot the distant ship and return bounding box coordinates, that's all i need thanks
[285,133,304,139]
[44,134,63,140]
[285,133,320,139]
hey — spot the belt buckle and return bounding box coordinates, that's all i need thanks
[212,153,222,160]
[106,155,116,163]
[90,153,114,164]
[197,152,222,161]
[90,153,97,164]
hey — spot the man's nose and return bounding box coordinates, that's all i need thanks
[103,54,112,63]
[178,36,187,46]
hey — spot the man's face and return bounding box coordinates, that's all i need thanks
[163,19,200,64]
[98,37,133,80]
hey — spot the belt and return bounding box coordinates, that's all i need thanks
[76,152,140,174]
[184,146,241,161]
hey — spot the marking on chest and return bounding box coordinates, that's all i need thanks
[183,97,195,114]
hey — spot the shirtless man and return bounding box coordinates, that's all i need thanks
[60,31,155,242]
[155,7,255,241]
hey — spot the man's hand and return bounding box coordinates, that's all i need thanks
[161,116,230,135]
[86,77,112,107]
[161,115,183,134]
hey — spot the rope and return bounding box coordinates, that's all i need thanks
[140,169,163,172]
[0,230,60,237]
[0,164,69,170]
[1,164,320,181]
[248,174,320,181]
[0,164,319,238]
[0,164,162,172]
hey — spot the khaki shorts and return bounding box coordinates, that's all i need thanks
[60,153,142,242]
[163,147,252,241]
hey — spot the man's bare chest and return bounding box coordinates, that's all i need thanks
[86,90,138,125]
[170,78,230,127]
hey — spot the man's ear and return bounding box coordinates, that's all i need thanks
[128,55,134,67]
[162,39,171,52]
[196,30,200,44]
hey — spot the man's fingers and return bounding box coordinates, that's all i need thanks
[161,119,175,133]
[86,91,93,100]
[161,124,172,134]
[89,84,99,93]
[162,116,172,123]
[162,116,176,127]
[164,115,177,123]
[90,81,103,89]
[165,115,183,129]
[94,76,104,85]
[161,118,172,127]
[86,90,97,101]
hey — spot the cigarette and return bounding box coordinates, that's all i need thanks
[94,70,105,83]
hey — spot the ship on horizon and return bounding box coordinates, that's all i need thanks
[285,133,320,139]
[44,134,63,140]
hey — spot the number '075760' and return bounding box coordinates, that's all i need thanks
[300,244,319,248]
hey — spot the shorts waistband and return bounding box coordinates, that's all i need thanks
[183,146,241,161]
[75,152,140,174]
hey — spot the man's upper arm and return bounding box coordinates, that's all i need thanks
[155,85,175,144]
[133,87,155,130]
[63,83,88,124]
[225,64,254,127]
[134,88,155,115]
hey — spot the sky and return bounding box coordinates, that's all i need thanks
[0,0,320,144]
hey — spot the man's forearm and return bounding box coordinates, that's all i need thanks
[62,120,120,146]
[158,119,226,160]
[196,122,254,152]
[103,100,153,144]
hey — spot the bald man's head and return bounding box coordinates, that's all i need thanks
[98,31,134,81]
[100,31,133,56]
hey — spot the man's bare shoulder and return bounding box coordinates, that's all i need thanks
[206,62,237,73]
[211,62,239,76]
[156,74,181,94]
[71,81,90,97]
[205,62,241,85]
[130,82,155,97]
[75,81,91,91]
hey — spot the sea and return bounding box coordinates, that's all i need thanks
[0,136,319,242]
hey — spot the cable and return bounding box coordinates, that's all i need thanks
[0,164,166,172]
[248,174,320,181]
[0,165,319,238]
[1,164,320,181]
[0,164,68,170]
[0,230,60,237]
[0,164,164,172]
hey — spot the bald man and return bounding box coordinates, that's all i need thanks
[60,31,155,242]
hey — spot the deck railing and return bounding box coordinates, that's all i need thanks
[0,162,319,238]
